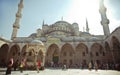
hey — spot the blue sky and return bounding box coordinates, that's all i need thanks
[0,0,120,39]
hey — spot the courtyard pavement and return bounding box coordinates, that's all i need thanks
[0,68,120,75]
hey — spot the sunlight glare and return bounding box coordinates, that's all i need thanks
[65,0,100,32]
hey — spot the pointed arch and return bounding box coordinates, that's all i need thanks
[27,48,35,62]
[90,43,104,64]
[37,50,44,62]
[60,43,75,66]
[0,44,9,66]
[112,36,120,51]
[111,36,120,63]
[46,44,59,65]
[29,49,35,56]
[9,44,20,61]
[105,42,110,51]
[75,43,88,64]
[21,45,27,57]
[105,41,113,63]
[76,43,88,53]
[91,43,104,53]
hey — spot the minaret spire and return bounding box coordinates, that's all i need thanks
[86,18,89,33]
[99,0,110,36]
[11,0,24,40]
[42,20,44,26]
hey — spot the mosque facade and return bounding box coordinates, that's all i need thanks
[0,0,120,68]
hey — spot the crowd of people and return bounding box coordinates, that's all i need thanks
[0,58,120,75]
[45,61,120,71]
[5,58,26,75]
[4,57,44,75]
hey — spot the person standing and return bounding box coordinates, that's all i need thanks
[62,64,67,70]
[5,58,14,75]
[88,62,92,71]
[19,59,25,73]
[13,59,19,71]
[94,62,98,71]
[37,60,41,73]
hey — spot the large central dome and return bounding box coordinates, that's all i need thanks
[54,21,71,26]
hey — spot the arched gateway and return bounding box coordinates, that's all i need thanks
[46,44,59,66]
[0,44,9,66]
[60,43,75,67]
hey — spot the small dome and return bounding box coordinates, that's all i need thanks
[82,32,90,35]
[72,23,78,25]
[29,33,37,38]
[31,39,44,45]
[74,37,86,41]
[61,37,73,42]
[39,37,47,42]
[89,37,99,41]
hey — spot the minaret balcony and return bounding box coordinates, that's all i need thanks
[16,13,22,18]
[101,19,109,25]
[13,24,20,29]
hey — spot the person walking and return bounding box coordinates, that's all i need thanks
[5,58,14,75]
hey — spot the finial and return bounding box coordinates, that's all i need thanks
[19,0,24,8]
[86,18,89,33]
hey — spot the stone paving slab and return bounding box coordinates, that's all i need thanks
[0,68,120,75]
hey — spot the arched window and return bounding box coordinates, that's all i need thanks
[82,52,85,56]
[23,52,27,56]
[96,52,99,56]
[63,52,66,56]
[69,52,73,56]
[63,59,67,64]
[13,52,15,56]
[102,52,105,56]
[29,52,32,56]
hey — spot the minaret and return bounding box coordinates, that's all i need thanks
[11,0,24,40]
[86,18,89,33]
[42,20,45,26]
[61,16,63,21]
[99,0,110,36]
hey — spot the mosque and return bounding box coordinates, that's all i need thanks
[0,0,120,68]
